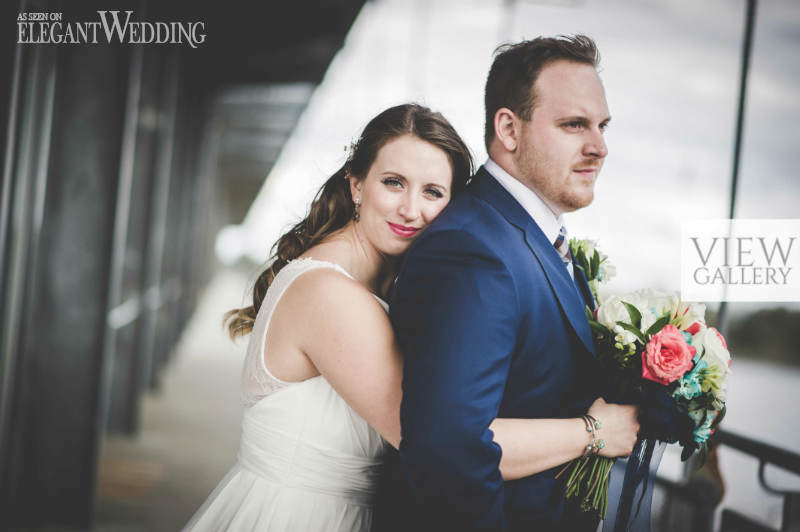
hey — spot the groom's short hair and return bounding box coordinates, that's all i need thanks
[484,34,600,150]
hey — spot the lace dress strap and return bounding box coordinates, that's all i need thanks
[241,258,358,405]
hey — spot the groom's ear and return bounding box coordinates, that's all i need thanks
[494,107,519,153]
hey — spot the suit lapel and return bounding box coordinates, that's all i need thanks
[471,167,596,357]
[572,256,596,311]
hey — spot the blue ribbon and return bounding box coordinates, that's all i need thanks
[602,439,667,532]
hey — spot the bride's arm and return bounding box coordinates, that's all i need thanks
[287,269,403,448]
[288,270,636,477]
[490,417,590,479]
[489,398,639,480]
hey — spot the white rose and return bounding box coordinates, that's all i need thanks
[640,308,658,332]
[693,327,730,370]
[596,294,639,345]
[597,295,628,328]
[617,291,658,331]
[637,289,681,318]
[620,289,684,333]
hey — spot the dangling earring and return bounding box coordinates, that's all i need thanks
[353,197,361,222]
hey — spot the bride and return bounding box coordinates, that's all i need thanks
[183,103,638,531]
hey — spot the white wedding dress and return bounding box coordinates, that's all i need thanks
[184,259,390,531]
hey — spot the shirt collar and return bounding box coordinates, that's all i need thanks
[484,158,564,245]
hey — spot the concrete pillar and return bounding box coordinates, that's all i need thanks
[1,39,128,529]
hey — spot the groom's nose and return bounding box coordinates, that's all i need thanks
[583,128,608,159]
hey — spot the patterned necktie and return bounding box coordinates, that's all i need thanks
[553,224,571,266]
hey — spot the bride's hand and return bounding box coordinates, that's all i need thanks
[586,397,639,458]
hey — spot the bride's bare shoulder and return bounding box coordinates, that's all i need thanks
[281,261,380,318]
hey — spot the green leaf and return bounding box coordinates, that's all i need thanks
[621,301,642,329]
[615,321,646,343]
[569,238,580,258]
[588,319,614,337]
[645,315,670,337]
[590,250,600,278]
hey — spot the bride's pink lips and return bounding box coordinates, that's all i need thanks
[388,222,420,238]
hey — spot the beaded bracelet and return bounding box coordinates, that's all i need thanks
[581,415,595,456]
[582,414,606,455]
[589,415,605,454]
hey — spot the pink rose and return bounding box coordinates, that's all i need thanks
[641,324,696,385]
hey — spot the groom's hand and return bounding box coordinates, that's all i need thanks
[587,397,639,458]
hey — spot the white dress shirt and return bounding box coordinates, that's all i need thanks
[484,158,574,279]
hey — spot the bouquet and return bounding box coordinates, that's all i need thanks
[559,238,732,520]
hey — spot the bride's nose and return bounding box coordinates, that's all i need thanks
[397,193,421,221]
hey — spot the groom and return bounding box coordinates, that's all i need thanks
[378,35,612,530]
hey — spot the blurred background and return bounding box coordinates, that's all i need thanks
[1,0,798,530]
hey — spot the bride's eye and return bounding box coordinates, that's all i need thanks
[424,187,443,199]
[382,177,403,188]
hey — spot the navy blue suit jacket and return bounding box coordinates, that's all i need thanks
[376,167,600,531]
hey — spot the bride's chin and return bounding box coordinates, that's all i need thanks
[381,243,412,258]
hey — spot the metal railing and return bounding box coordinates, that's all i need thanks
[654,428,800,532]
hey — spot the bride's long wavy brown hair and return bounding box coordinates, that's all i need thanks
[224,103,473,338]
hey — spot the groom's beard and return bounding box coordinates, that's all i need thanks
[515,147,602,213]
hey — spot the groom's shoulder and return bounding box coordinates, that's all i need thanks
[408,187,516,262]
[425,182,512,240]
